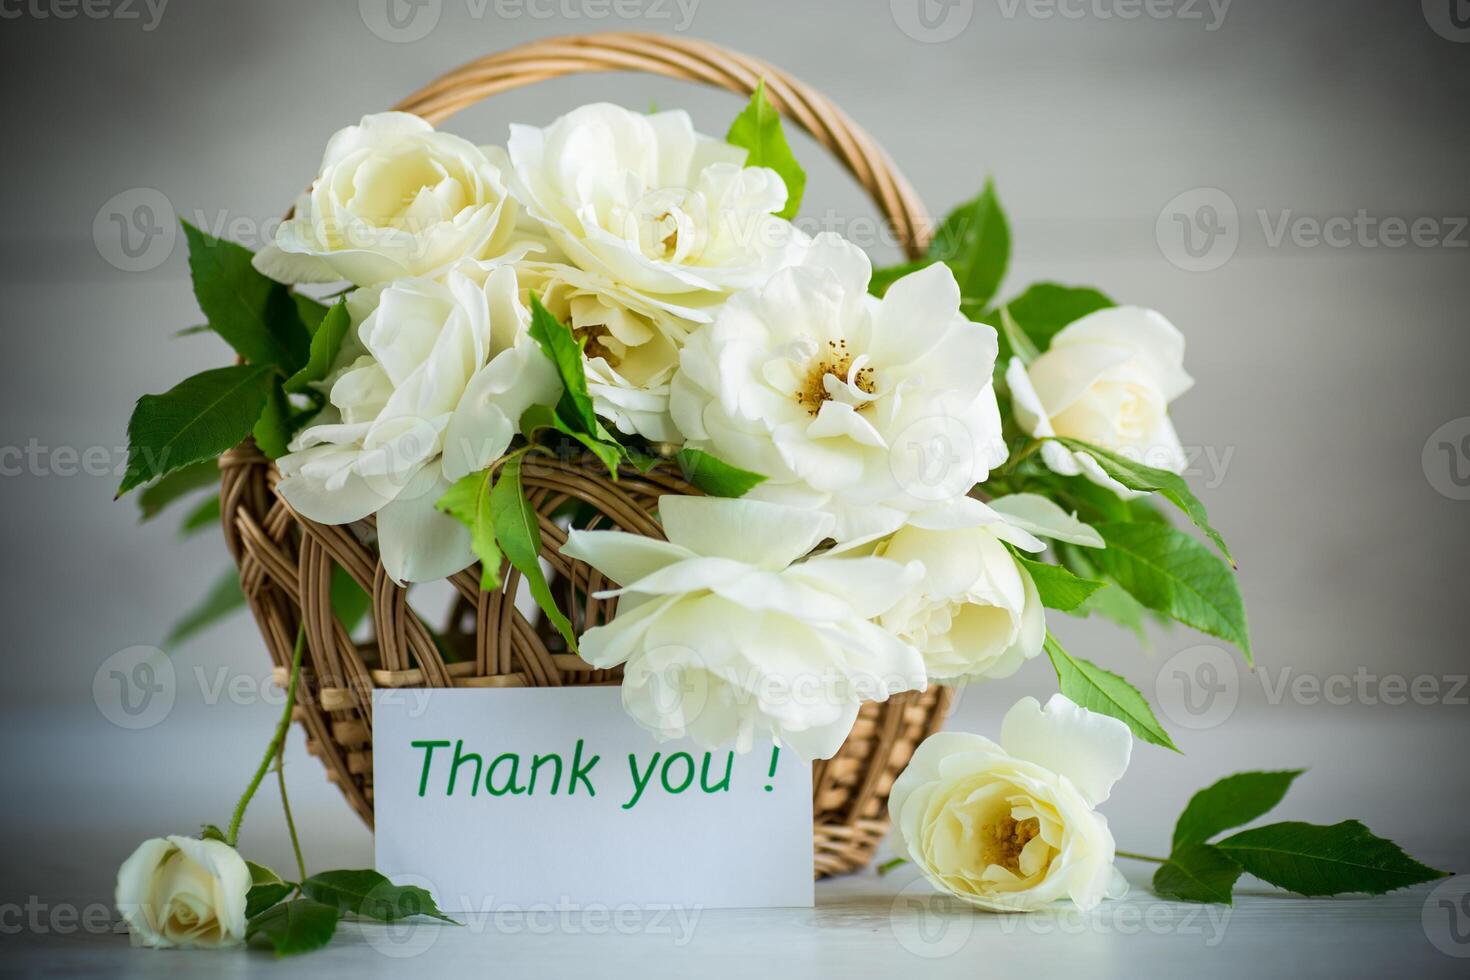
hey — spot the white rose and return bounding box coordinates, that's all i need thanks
[872,495,1103,683]
[670,233,1008,542]
[507,103,804,330]
[1007,306,1194,495]
[254,112,521,287]
[889,694,1133,912]
[560,495,927,760]
[517,259,682,443]
[115,835,250,949]
[277,265,560,583]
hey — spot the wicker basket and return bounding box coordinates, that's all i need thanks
[219,31,951,879]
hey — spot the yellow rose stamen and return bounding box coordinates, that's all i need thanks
[981,815,1040,875]
[796,339,875,417]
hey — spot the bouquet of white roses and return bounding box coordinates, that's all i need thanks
[118,80,1442,954]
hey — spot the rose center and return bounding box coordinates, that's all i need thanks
[796,340,876,417]
[981,815,1040,875]
[574,324,623,368]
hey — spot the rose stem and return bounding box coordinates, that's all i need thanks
[1115,850,1168,864]
[273,741,307,884]
[227,627,305,849]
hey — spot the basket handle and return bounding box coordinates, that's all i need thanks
[391,32,932,260]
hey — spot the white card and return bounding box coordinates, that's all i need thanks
[372,687,814,911]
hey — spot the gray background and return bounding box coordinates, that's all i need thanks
[1,1,1468,975]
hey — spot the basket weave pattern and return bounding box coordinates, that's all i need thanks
[221,32,950,878]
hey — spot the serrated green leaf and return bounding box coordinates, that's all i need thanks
[137,460,219,520]
[491,455,577,651]
[928,179,1009,308]
[165,568,246,647]
[437,467,504,591]
[179,493,221,536]
[1153,843,1242,904]
[199,823,227,842]
[1215,821,1448,897]
[181,221,309,372]
[245,861,295,919]
[1044,633,1177,751]
[118,364,276,496]
[1054,541,1150,642]
[674,448,766,498]
[1016,556,1104,611]
[300,869,457,924]
[285,299,350,394]
[247,898,339,957]
[1090,522,1251,661]
[726,79,806,220]
[252,379,293,459]
[1172,770,1305,851]
[1055,437,1234,565]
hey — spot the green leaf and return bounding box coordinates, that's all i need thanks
[520,403,624,478]
[137,460,219,520]
[1016,556,1104,611]
[330,566,373,634]
[994,306,1041,364]
[1214,821,1448,897]
[1054,437,1234,565]
[245,861,295,919]
[1172,770,1306,851]
[1152,843,1243,904]
[1090,522,1251,661]
[1044,633,1177,751]
[1000,283,1114,352]
[928,179,1010,308]
[251,380,293,459]
[726,79,806,220]
[179,494,221,536]
[165,568,246,647]
[491,455,577,651]
[117,364,276,496]
[285,299,350,394]
[525,296,624,475]
[293,293,330,335]
[437,467,504,591]
[181,221,309,373]
[868,260,930,298]
[247,898,340,957]
[674,448,766,498]
[300,869,457,924]
[199,823,227,842]
[1055,541,1149,642]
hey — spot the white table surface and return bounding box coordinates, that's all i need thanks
[3,698,1465,978]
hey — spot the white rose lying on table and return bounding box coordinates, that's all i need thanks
[276,265,560,584]
[889,694,1132,912]
[253,111,522,287]
[560,495,928,760]
[1006,306,1194,496]
[670,233,1008,542]
[115,836,251,949]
